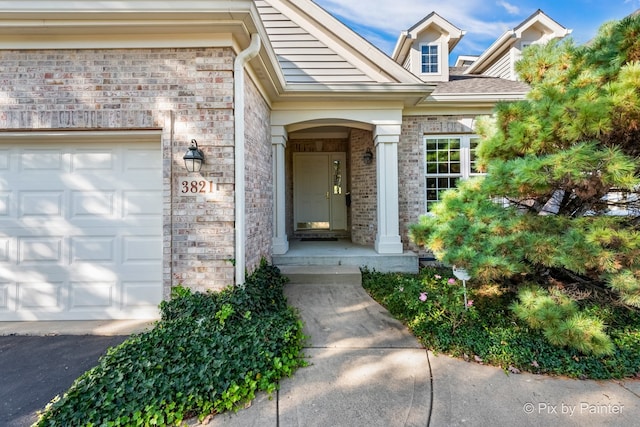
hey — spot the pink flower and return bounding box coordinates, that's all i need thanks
[448,278,456,284]
[466,300,474,307]
[419,292,428,302]
[434,274,442,279]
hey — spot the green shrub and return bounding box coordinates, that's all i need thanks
[362,267,640,379]
[511,285,615,356]
[36,261,306,426]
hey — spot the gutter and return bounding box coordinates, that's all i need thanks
[234,33,261,286]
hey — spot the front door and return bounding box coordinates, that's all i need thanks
[294,153,347,231]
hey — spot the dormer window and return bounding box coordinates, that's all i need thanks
[421,44,439,74]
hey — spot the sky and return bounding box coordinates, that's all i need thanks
[313,0,640,62]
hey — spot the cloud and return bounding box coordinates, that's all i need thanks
[315,0,519,54]
[496,0,520,15]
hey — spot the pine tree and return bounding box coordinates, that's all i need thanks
[410,14,640,310]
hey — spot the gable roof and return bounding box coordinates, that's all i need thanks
[465,9,571,75]
[258,0,424,85]
[391,12,465,65]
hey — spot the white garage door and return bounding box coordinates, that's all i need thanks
[0,133,163,321]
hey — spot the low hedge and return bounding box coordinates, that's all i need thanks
[36,261,306,426]
[362,267,640,379]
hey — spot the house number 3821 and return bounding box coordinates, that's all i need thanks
[181,180,214,193]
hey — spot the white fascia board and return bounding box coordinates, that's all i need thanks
[271,104,404,128]
[423,92,527,103]
[0,1,261,41]
[0,1,254,14]
[283,82,433,93]
[464,30,515,75]
[391,31,411,63]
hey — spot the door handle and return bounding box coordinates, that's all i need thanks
[326,191,330,199]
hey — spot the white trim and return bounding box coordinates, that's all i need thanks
[420,43,441,75]
[0,130,162,143]
[424,134,483,211]
[374,126,403,254]
[272,128,289,255]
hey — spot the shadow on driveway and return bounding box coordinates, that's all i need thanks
[0,335,127,427]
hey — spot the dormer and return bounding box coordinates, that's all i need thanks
[392,12,465,82]
[464,9,571,79]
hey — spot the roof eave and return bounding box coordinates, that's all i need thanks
[421,91,528,104]
[276,82,436,107]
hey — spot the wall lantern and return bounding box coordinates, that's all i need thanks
[183,139,205,172]
[363,148,374,165]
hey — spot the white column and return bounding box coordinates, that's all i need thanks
[272,126,289,254]
[374,124,403,254]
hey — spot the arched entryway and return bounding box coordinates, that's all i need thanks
[271,110,404,257]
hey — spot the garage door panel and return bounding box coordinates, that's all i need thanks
[70,236,116,263]
[71,191,116,218]
[20,149,66,172]
[0,238,9,262]
[20,191,64,217]
[0,192,9,216]
[18,236,63,264]
[122,236,162,263]
[71,150,115,171]
[124,148,162,170]
[0,138,162,321]
[0,149,9,169]
[122,281,163,308]
[69,282,115,309]
[17,282,64,310]
[123,190,162,217]
[0,284,9,310]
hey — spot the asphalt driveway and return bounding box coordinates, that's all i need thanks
[0,335,128,427]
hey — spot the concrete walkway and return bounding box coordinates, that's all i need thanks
[3,272,638,426]
[201,269,639,427]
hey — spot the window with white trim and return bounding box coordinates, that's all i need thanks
[425,135,483,211]
[421,44,439,74]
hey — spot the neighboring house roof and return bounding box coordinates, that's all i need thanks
[464,9,571,75]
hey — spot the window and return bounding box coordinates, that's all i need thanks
[421,44,439,74]
[425,135,482,211]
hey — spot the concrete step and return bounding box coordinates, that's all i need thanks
[272,253,418,274]
[277,265,362,285]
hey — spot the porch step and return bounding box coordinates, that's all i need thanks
[277,265,362,285]
[273,252,419,274]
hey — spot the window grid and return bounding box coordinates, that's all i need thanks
[421,44,439,74]
[425,135,483,211]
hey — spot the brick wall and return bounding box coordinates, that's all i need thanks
[399,116,427,253]
[349,129,377,246]
[0,47,241,294]
[243,72,272,272]
[399,115,481,255]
